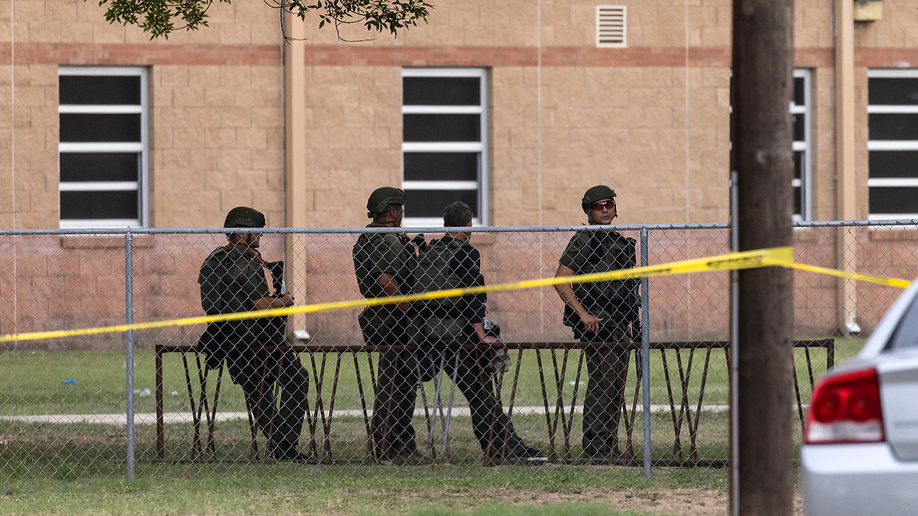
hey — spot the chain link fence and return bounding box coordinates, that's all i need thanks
[1,221,915,479]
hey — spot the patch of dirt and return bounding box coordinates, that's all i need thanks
[400,487,805,515]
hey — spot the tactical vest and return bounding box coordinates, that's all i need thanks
[413,239,467,339]
[565,231,638,326]
[198,247,285,368]
[353,232,416,299]
[353,230,417,340]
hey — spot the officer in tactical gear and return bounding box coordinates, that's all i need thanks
[352,187,422,460]
[198,206,310,463]
[553,186,640,460]
[413,201,545,462]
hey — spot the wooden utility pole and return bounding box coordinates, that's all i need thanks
[729,1,795,515]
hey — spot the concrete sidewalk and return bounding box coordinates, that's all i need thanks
[0,404,726,425]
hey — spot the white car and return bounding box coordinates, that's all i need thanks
[802,278,918,516]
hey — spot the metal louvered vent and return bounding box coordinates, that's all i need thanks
[596,5,626,48]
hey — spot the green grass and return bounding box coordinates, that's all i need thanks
[0,462,728,515]
[1,342,838,514]
[0,338,866,470]
[2,337,865,417]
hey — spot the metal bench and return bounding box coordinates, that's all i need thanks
[155,339,835,466]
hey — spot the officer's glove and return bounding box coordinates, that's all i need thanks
[413,234,428,252]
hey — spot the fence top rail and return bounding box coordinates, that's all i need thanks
[4,219,917,236]
[0,224,729,236]
[795,219,918,228]
[5,219,918,236]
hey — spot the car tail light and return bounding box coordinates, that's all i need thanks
[804,367,885,444]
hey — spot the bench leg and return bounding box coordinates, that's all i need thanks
[207,364,224,459]
[192,353,222,461]
[355,353,374,463]
[182,352,202,461]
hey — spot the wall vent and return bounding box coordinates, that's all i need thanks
[596,5,627,48]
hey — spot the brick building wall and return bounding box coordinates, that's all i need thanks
[1,228,914,353]
[2,0,286,230]
[3,0,918,349]
[4,1,918,228]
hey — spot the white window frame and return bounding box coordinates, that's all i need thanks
[58,66,149,229]
[792,69,812,221]
[401,68,488,227]
[867,69,918,221]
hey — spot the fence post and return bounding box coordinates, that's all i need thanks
[640,227,651,478]
[125,230,136,482]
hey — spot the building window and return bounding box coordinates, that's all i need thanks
[868,69,918,220]
[792,69,812,221]
[402,68,488,227]
[58,67,148,228]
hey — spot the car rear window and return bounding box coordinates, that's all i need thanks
[886,293,918,350]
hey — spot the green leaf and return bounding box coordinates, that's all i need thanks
[91,0,432,39]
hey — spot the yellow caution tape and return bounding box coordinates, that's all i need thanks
[762,259,912,289]
[0,246,909,343]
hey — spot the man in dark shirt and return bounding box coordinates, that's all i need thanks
[554,186,640,460]
[414,201,545,461]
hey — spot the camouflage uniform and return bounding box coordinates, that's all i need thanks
[353,225,421,459]
[198,245,308,458]
[559,229,639,458]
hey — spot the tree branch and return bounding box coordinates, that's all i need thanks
[92,0,432,40]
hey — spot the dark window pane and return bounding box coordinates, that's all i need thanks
[403,77,480,106]
[869,186,918,214]
[60,190,138,220]
[887,295,918,350]
[59,75,141,105]
[60,113,141,142]
[60,153,139,182]
[869,151,918,179]
[404,189,478,219]
[869,78,918,106]
[404,114,480,142]
[794,76,805,106]
[404,152,478,182]
[794,186,802,216]
[793,113,806,141]
[794,151,804,180]
[869,113,918,141]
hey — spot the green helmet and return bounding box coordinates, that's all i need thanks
[581,185,616,212]
[366,187,405,218]
[224,206,266,228]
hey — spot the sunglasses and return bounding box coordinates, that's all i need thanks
[590,200,615,211]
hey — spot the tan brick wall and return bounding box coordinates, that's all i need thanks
[490,65,730,226]
[5,0,918,349]
[0,63,58,229]
[5,0,918,231]
[297,61,731,228]
[855,0,918,49]
[812,67,837,222]
[298,66,403,228]
[4,0,284,230]
[151,64,285,227]
[797,0,835,48]
[298,0,736,48]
